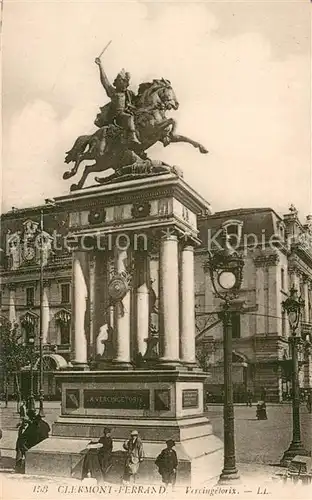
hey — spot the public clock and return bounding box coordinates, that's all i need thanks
[24,247,35,261]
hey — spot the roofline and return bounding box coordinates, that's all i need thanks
[202,207,283,221]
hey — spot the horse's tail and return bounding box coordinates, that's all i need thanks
[65,135,91,163]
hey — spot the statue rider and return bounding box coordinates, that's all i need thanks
[94,57,141,146]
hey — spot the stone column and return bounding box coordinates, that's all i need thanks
[180,245,196,364]
[42,284,49,344]
[136,251,149,357]
[71,251,88,368]
[159,233,180,363]
[8,285,16,325]
[113,248,131,365]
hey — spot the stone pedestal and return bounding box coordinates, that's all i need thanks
[27,370,222,484]
[25,173,222,484]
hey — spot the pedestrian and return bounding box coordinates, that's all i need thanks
[260,387,267,402]
[33,414,50,443]
[15,417,30,473]
[19,400,27,419]
[122,430,144,484]
[246,390,253,407]
[98,427,113,479]
[155,439,178,489]
[21,411,50,452]
[82,439,104,483]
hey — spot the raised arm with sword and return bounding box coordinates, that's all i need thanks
[94,41,141,145]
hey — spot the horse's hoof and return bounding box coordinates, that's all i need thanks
[95,177,104,184]
[70,183,79,191]
[200,147,209,154]
[63,171,73,180]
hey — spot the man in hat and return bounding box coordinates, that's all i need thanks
[122,430,144,483]
[98,427,113,479]
[155,440,178,488]
[82,439,104,483]
[94,57,140,146]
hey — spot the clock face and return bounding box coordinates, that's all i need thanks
[24,247,35,261]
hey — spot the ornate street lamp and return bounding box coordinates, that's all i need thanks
[205,233,245,483]
[280,286,310,465]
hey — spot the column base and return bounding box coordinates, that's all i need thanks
[110,360,134,370]
[218,467,240,484]
[70,363,90,371]
[156,359,183,370]
[280,441,311,466]
[181,361,199,370]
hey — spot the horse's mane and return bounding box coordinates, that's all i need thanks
[137,78,171,97]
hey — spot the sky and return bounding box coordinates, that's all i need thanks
[2,0,311,221]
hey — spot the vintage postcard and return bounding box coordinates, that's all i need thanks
[1,0,311,499]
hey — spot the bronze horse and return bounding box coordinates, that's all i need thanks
[63,79,208,191]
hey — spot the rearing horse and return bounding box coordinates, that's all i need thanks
[63,79,208,191]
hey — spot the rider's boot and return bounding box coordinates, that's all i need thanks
[128,131,141,145]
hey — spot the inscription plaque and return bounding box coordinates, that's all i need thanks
[84,390,150,410]
[182,389,199,408]
[154,389,170,411]
[65,389,80,409]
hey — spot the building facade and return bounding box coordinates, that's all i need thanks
[1,204,312,402]
[194,206,312,402]
[0,206,72,399]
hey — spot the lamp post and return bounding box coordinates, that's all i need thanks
[28,334,35,412]
[38,199,56,417]
[205,234,244,483]
[280,286,310,465]
[38,208,45,416]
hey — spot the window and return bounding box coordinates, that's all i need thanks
[26,287,35,307]
[281,268,285,290]
[60,324,70,344]
[232,312,241,339]
[61,284,70,304]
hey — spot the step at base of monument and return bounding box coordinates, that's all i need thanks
[53,415,214,441]
[25,435,223,485]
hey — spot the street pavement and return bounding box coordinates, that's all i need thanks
[0,402,311,497]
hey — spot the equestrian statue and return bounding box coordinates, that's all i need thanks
[63,42,208,191]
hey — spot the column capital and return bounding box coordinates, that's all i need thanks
[160,228,179,242]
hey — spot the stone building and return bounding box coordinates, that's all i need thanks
[0,205,72,398]
[194,206,312,402]
[1,203,312,402]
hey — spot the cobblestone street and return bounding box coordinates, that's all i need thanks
[1,402,311,468]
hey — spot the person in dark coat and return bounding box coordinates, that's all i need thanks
[21,412,50,451]
[260,387,267,402]
[82,440,104,483]
[19,400,27,419]
[155,439,178,488]
[34,414,50,443]
[98,427,113,479]
[15,418,30,473]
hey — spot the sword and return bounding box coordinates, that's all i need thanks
[98,40,112,59]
